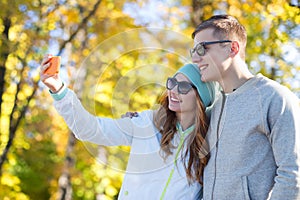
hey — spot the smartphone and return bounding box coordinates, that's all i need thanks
[44,56,61,75]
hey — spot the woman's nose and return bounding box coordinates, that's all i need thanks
[170,85,179,94]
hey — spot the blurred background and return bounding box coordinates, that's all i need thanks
[0,0,299,199]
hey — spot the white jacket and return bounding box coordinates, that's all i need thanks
[53,89,202,199]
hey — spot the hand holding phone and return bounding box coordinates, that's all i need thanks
[44,56,61,75]
[40,55,63,93]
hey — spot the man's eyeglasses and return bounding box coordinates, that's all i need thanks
[190,40,232,57]
[166,77,195,94]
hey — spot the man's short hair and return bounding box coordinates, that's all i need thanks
[192,15,247,60]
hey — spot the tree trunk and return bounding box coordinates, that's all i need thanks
[0,0,102,178]
[57,134,76,200]
[0,17,11,129]
[56,1,102,199]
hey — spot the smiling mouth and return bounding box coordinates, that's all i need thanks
[170,97,180,102]
[199,64,208,71]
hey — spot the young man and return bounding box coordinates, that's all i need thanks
[191,15,300,199]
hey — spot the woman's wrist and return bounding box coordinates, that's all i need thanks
[49,81,64,94]
[49,82,68,101]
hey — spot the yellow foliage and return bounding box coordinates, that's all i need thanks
[101,177,111,186]
[203,5,213,14]
[0,23,4,33]
[254,2,264,11]
[5,55,19,70]
[51,115,70,154]
[8,25,22,42]
[10,16,18,24]
[1,174,20,187]
[20,32,28,41]
[267,4,285,16]
[105,185,118,196]
[107,2,114,10]
[228,5,242,18]
[94,93,111,104]
[295,15,300,24]
[47,20,57,31]
[242,3,251,12]
[58,7,81,23]
[83,49,90,57]
[14,129,31,150]
[1,0,299,199]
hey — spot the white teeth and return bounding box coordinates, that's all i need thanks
[199,65,208,71]
[171,97,180,102]
[200,66,207,71]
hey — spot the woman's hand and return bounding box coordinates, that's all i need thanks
[40,54,63,93]
[121,112,139,118]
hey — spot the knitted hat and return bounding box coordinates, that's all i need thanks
[175,63,216,107]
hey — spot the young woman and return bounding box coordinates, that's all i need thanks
[40,55,217,199]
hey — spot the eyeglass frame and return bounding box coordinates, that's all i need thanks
[166,77,196,95]
[190,40,232,57]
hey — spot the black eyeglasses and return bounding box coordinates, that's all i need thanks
[190,40,232,57]
[166,77,195,94]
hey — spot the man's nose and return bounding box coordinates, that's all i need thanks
[191,53,203,63]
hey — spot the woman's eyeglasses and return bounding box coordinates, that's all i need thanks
[190,40,232,57]
[166,77,195,94]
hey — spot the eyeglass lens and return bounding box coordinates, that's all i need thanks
[190,40,232,57]
[190,44,205,57]
[166,77,193,94]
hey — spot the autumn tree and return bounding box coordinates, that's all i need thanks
[0,0,299,199]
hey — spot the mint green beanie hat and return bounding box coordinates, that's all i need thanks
[175,63,216,108]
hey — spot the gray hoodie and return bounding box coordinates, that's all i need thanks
[203,74,300,200]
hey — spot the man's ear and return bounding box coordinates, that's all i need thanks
[229,41,239,56]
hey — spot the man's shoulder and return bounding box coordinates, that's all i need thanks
[255,74,295,95]
[254,74,299,105]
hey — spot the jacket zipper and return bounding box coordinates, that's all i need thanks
[160,123,195,200]
[211,92,226,200]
